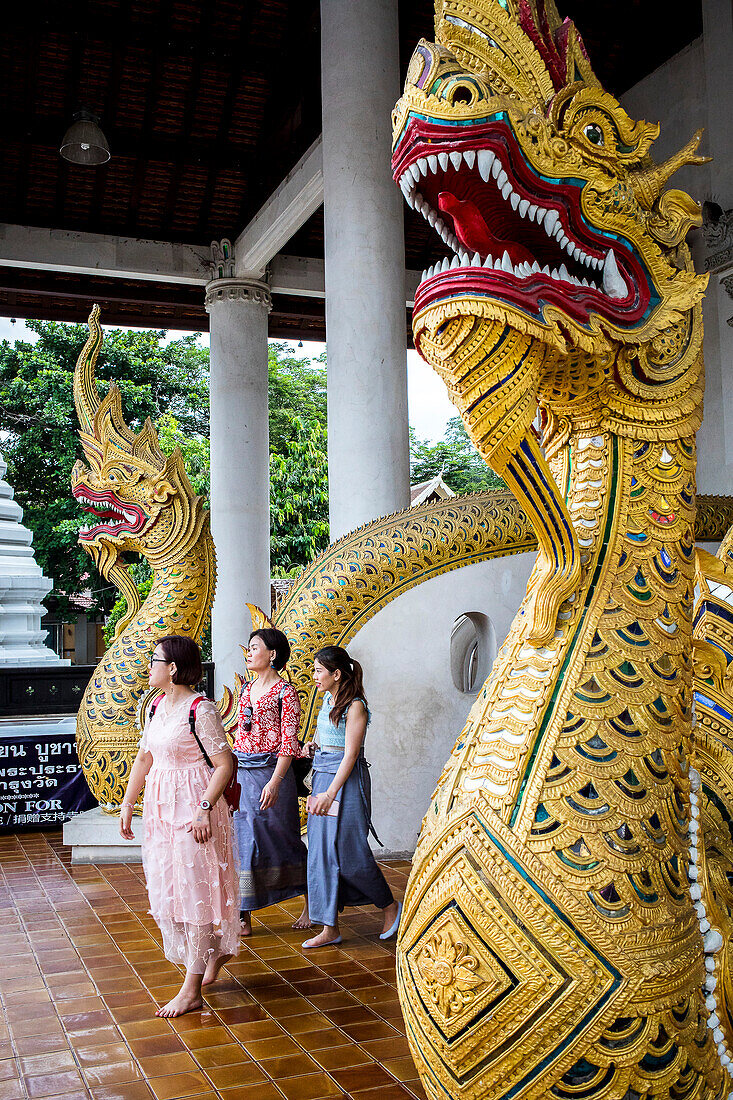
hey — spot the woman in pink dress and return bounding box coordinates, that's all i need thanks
[119,635,239,1018]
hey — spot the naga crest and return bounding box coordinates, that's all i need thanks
[72,305,208,636]
[392,0,709,446]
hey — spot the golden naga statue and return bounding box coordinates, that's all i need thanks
[72,305,218,809]
[390,1,733,1098]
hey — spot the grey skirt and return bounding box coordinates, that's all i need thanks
[306,748,393,927]
[234,751,307,912]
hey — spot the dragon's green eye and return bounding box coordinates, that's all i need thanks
[584,123,604,146]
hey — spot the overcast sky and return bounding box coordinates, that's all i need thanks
[0,316,457,445]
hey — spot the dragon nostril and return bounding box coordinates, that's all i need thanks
[449,86,473,105]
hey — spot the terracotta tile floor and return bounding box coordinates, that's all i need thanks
[0,833,424,1100]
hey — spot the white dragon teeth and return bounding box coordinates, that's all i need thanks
[399,147,616,296]
[477,149,494,182]
[544,209,559,234]
[602,248,626,299]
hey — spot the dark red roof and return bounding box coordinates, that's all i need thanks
[0,0,702,332]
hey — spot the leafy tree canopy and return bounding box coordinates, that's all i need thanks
[410,416,505,494]
[0,320,209,618]
[0,321,329,623]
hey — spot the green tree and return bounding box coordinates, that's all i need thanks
[270,415,330,574]
[0,321,209,618]
[410,416,505,495]
[268,342,327,453]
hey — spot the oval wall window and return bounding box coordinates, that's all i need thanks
[450,612,497,694]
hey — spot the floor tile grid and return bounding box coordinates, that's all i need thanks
[0,833,424,1100]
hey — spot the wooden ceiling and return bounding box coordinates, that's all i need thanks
[0,0,702,335]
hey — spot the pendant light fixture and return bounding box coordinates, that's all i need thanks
[59,109,110,165]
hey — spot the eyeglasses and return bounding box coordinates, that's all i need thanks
[149,657,169,666]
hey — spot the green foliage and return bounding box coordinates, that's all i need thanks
[270,416,330,574]
[103,563,154,646]
[410,416,505,494]
[268,342,327,452]
[0,320,208,617]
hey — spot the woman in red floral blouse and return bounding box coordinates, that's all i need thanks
[232,628,309,936]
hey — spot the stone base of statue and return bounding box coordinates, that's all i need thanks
[63,806,142,864]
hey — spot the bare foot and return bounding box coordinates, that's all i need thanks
[240,910,252,937]
[292,903,312,931]
[202,953,233,988]
[381,900,399,936]
[155,991,203,1018]
[302,926,341,949]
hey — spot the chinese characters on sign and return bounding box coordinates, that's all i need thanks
[0,734,95,830]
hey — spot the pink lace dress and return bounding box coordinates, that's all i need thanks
[140,692,240,973]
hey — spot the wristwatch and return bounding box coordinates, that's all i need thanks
[199,799,212,811]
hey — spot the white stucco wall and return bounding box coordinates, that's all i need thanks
[345,552,534,856]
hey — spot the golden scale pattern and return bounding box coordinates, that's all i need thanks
[72,306,221,809]
[69,305,733,821]
[389,1,733,1099]
[70,1,733,1084]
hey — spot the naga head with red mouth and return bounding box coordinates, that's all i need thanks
[72,306,207,598]
[392,0,709,451]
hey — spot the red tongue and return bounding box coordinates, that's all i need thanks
[438,191,533,266]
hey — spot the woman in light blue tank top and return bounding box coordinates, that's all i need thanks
[301,645,401,949]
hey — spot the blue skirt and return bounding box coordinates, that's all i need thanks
[307,749,393,926]
[234,751,307,912]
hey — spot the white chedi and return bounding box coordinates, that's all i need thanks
[0,452,66,666]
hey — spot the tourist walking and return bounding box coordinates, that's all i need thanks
[233,628,309,936]
[302,645,401,949]
[119,635,240,1017]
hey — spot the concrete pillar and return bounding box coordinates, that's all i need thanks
[700,0,733,492]
[321,0,410,539]
[205,276,272,695]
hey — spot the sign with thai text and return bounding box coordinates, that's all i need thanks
[0,733,96,830]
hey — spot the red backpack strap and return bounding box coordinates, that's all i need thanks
[148,693,166,721]
[188,696,214,769]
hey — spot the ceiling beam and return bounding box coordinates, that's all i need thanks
[234,138,324,275]
[0,224,422,306]
[0,224,211,285]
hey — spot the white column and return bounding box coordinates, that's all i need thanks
[205,276,272,696]
[321,0,410,540]
[700,0,733,492]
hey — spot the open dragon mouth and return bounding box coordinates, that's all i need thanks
[73,486,147,541]
[393,118,655,330]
